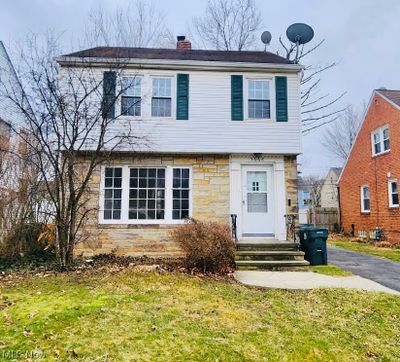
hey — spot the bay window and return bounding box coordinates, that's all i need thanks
[100,166,191,223]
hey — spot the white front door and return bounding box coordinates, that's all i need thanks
[241,165,274,237]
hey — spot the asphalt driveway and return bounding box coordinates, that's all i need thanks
[328,246,400,292]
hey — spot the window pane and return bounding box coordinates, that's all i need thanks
[128,167,166,220]
[374,142,381,154]
[392,193,399,206]
[384,138,390,151]
[122,77,141,96]
[152,78,171,97]
[152,98,171,117]
[172,168,190,220]
[248,80,269,100]
[248,100,270,119]
[383,127,389,140]
[121,97,141,116]
[364,199,370,211]
[103,167,122,220]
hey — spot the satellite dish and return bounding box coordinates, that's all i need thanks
[286,23,314,45]
[261,31,272,52]
[261,31,272,45]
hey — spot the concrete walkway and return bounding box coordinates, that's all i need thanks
[328,246,400,292]
[234,271,399,295]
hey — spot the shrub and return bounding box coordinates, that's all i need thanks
[169,218,235,273]
[0,222,55,262]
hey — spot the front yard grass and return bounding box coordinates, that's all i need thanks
[1,270,399,361]
[309,264,352,277]
[328,238,400,262]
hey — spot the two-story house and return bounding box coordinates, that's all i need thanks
[339,89,400,241]
[57,36,303,257]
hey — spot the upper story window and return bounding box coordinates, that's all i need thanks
[360,185,370,213]
[152,78,172,117]
[371,125,390,156]
[121,77,141,116]
[247,79,271,119]
[388,180,399,208]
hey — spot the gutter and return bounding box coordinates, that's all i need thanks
[54,56,303,73]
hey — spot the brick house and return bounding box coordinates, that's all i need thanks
[339,89,400,241]
[56,36,303,257]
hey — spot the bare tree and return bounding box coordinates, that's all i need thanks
[190,0,261,51]
[84,0,175,48]
[191,0,346,132]
[303,176,324,208]
[322,106,362,163]
[2,35,144,268]
[278,38,347,134]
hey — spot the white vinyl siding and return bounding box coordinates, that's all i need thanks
[99,165,192,224]
[63,68,301,154]
[371,125,390,156]
[388,180,399,208]
[360,185,370,213]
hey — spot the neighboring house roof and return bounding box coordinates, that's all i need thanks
[376,89,400,108]
[328,167,342,179]
[338,88,400,183]
[63,47,293,65]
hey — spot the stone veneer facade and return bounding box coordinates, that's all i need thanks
[76,153,230,257]
[284,155,299,215]
[76,153,298,257]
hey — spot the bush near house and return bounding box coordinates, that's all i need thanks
[170,218,235,273]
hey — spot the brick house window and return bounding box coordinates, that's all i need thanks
[388,180,399,208]
[360,185,370,213]
[371,125,390,156]
[100,166,191,224]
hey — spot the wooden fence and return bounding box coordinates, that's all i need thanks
[307,207,339,232]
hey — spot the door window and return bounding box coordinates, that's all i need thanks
[247,171,268,212]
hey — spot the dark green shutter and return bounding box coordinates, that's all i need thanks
[231,75,243,121]
[275,76,288,122]
[102,71,116,119]
[176,74,189,120]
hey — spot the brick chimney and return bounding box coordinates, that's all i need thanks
[176,36,191,50]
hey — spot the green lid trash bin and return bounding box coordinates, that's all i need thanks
[300,227,328,266]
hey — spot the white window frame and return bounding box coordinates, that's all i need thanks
[371,125,390,156]
[244,77,275,122]
[360,185,370,213]
[98,165,192,224]
[120,76,142,117]
[388,179,399,208]
[150,75,175,119]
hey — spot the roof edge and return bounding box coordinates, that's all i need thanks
[55,55,303,72]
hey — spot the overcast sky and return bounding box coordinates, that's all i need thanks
[1,0,399,177]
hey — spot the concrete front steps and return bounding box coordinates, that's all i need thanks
[235,241,309,271]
